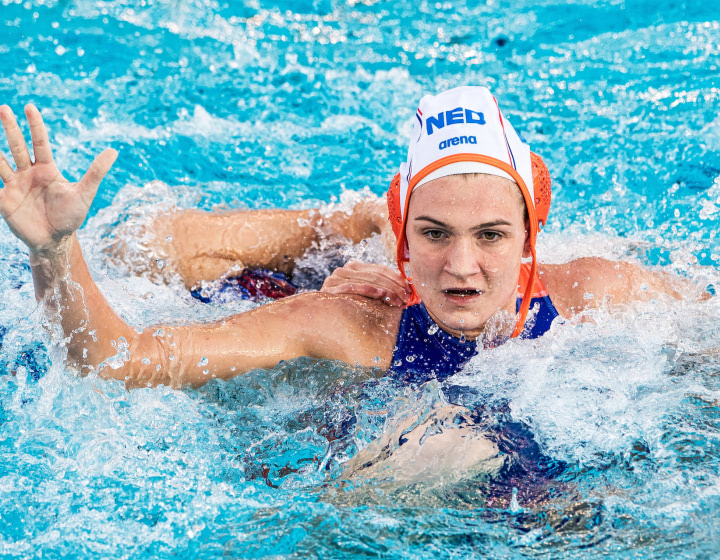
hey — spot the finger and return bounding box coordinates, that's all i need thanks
[25,104,54,165]
[0,105,32,170]
[326,283,405,306]
[0,152,13,184]
[342,267,412,299]
[78,148,118,204]
[325,266,411,301]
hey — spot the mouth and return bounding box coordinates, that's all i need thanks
[443,288,483,298]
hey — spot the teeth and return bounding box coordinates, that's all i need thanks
[445,289,481,296]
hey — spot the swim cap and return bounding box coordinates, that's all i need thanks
[386,86,552,337]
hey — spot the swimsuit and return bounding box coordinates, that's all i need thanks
[390,268,560,384]
[190,269,297,303]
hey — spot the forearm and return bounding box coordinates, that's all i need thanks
[30,234,134,374]
[148,198,391,288]
[106,293,395,390]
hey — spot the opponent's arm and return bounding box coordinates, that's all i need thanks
[111,291,397,388]
[130,195,391,289]
[540,257,689,317]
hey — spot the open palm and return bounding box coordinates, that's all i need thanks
[0,105,117,253]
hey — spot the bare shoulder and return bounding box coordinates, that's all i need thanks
[538,257,684,317]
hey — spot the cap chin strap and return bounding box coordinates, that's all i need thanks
[512,246,537,338]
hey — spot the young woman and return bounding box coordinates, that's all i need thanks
[0,86,684,389]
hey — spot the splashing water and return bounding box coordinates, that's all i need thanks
[1,0,720,558]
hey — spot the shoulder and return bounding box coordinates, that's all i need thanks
[240,292,403,368]
[538,257,674,317]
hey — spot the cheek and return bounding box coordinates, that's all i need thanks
[408,247,441,281]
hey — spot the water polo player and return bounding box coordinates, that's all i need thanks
[0,86,687,388]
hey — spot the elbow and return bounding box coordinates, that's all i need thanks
[90,331,184,389]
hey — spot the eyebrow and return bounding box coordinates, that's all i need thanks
[413,216,514,229]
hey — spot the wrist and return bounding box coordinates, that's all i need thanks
[28,234,75,263]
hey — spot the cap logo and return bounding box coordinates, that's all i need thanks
[426,107,486,135]
[438,135,477,150]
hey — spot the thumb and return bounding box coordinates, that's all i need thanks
[78,148,118,202]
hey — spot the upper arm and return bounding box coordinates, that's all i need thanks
[540,257,686,317]
[106,292,398,388]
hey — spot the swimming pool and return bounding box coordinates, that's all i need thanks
[1,0,720,557]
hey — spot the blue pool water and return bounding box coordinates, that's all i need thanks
[2,0,720,557]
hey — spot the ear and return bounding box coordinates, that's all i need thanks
[522,218,533,258]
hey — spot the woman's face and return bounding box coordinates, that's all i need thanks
[405,173,529,339]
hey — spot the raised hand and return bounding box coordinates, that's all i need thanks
[321,260,412,307]
[0,104,117,254]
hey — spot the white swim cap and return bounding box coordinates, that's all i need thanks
[398,85,535,225]
[387,86,551,338]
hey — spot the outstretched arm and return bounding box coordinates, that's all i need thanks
[539,257,693,317]
[0,105,396,387]
[0,104,131,372]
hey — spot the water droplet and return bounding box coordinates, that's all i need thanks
[153,329,165,337]
[373,356,381,363]
[155,364,161,371]
[141,358,150,365]
[197,357,209,367]
[203,369,209,375]
[427,324,439,335]
[459,333,466,343]
[509,487,523,513]
[405,355,416,363]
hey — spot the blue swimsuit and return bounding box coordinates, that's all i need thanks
[390,292,560,384]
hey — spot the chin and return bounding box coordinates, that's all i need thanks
[432,305,515,339]
[433,308,489,336]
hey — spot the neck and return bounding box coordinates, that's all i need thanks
[424,299,517,342]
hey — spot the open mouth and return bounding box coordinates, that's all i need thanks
[443,289,483,297]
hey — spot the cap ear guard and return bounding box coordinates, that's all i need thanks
[386,173,403,241]
[530,151,551,230]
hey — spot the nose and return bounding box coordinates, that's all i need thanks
[443,237,481,279]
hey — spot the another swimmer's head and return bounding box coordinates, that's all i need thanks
[386,86,551,337]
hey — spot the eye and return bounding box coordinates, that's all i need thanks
[480,231,502,241]
[424,229,446,240]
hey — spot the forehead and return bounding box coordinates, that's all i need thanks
[408,173,525,221]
